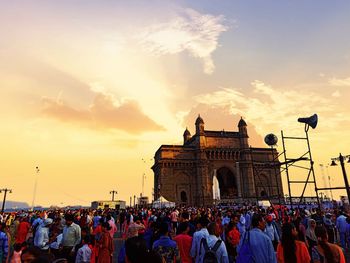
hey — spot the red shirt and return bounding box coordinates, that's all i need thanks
[227,227,240,247]
[173,234,193,263]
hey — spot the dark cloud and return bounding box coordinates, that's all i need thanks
[42,93,165,134]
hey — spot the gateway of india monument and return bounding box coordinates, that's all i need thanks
[152,115,283,206]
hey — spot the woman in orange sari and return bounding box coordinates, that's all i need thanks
[97,222,114,263]
[277,223,310,263]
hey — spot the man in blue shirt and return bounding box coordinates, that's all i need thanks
[336,211,348,249]
[237,213,277,263]
[244,210,252,230]
[0,223,8,263]
[93,211,102,229]
[222,211,232,227]
[153,221,180,263]
[237,213,246,235]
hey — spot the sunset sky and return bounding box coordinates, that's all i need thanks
[1,1,350,207]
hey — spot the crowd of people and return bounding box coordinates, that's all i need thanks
[0,204,349,263]
[0,210,117,263]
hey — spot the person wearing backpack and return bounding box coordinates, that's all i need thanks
[237,213,277,263]
[199,222,229,263]
[190,216,209,263]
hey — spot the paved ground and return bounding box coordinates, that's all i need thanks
[113,232,124,262]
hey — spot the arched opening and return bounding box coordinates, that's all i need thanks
[257,174,269,198]
[180,191,187,203]
[216,167,237,199]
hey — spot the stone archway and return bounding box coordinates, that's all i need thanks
[175,172,191,205]
[216,167,238,199]
[257,173,269,197]
[180,191,188,203]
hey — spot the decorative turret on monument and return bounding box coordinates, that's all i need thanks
[195,114,206,148]
[238,117,249,148]
[183,127,191,144]
[195,114,205,135]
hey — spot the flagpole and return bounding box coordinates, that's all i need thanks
[31,166,39,211]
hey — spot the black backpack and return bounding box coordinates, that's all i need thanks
[201,238,222,263]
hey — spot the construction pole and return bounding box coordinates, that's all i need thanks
[339,154,350,202]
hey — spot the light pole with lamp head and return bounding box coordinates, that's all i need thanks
[330,153,350,203]
[141,158,153,198]
[0,188,12,213]
[109,190,117,201]
[31,166,40,211]
[326,166,334,201]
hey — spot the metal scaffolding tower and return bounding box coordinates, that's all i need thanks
[281,128,320,209]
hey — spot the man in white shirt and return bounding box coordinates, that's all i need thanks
[264,215,280,250]
[199,222,229,263]
[170,209,179,232]
[34,218,52,251]
[62,214,81,262]
[190,216,209,263]
[75,236,92,263]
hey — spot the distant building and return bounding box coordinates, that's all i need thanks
[91,200,126,210]
[138,196,149,206]
[152,115,283,206]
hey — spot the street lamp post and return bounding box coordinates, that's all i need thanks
[331,153,350,203]
[0,188,12,213]
[141,173,146,197]
[326,166,334,201]
[109,190,117,201]
[31,166,40,211]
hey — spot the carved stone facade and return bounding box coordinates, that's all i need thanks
[152,116,283,206]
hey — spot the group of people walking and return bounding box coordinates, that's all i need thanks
[0,211,117,263]
[117,206,349,263]
[0,205,349,263]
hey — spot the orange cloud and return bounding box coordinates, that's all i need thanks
[182,103,265,147]
[42,97,90,122]
[42,93,165,134]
